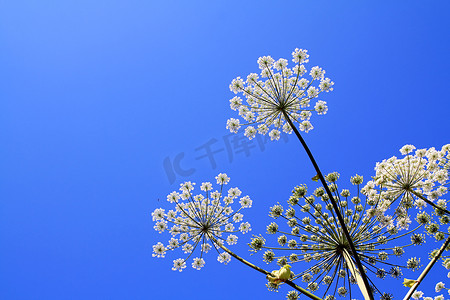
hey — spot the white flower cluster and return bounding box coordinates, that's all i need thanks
[362,144,450,223]
[419,281,450,300]
[258,173,424,298]
[152,173,252,271]
[226,48,334,141]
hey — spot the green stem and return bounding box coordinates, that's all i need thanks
[216,241,322,300]
[411,190,450,215]
[282,111,374,300]
[342,249,371,300]
[402,235,450,300]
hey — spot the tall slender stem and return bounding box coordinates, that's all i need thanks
[402,235,450,300]
[343,249,371,300]
[411,190,450,215]
[282,111,374,300]
[217,242,322,300]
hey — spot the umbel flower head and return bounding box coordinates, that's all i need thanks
[226,48,334,141]
[362,144,450,222]
[252,173,425,299]
[152,173,252,271]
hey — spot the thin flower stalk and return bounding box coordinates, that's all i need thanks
[402,235,450,300]
[411,191,450,216]
[214,237,322,300]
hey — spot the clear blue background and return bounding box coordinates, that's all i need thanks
[1,1,449,299]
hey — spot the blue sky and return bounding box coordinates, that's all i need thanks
[1,1,450,299]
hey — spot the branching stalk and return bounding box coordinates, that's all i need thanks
[402,235,450,300]
[217,241,322,300]
[411,190,450,215]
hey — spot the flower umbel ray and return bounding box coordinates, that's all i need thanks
[152,173,252,271]
[256,174,425,300]
[362,144,450,218]
[227,48,334,141]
